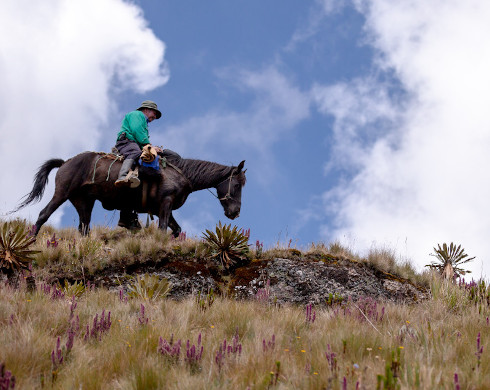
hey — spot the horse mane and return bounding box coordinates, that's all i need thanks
[164,153,246,188]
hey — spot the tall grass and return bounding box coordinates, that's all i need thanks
[0,275,489,389]
[1,220,488,388]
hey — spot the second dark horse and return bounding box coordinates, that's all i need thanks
[16,151,246,236]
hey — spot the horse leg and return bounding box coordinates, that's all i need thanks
[168,213,181,238]
[118,209,141,230]
[158,196,173,232]
[70,196,96,236]
[34,193,69,235]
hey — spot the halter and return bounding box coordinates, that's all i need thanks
[207,168,238,201]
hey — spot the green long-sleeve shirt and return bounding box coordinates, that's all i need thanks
[117,110,150,148]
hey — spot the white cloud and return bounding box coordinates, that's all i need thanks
[286,0,347,51]
[316,0,490,276]
[152,66,311,183]
[312,77,400,172]
[0,0,168,223]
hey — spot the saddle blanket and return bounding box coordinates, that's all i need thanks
[139,155,160,171]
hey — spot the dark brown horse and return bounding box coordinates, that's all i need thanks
[15,151,246,236]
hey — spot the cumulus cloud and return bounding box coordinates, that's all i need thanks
[0,0,168,223]
[312,77,401,172]
[315,0,490,275]
[152,66,311,183]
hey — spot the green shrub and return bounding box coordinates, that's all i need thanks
[196,288,215,312]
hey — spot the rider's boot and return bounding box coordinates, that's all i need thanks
[115,158,140,188]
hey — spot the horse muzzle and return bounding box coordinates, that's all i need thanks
[225,210,240,220]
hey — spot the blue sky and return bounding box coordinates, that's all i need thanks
[2,0,490,277]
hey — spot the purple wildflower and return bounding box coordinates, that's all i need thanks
[158,334,182,361]
[0,362,16,389]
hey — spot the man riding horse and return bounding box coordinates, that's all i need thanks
[14,99,246,237]
[114,100,162,229]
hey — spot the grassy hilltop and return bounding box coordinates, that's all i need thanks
[0,219,489,389]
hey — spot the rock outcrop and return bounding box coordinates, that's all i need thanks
[90,252,428,305]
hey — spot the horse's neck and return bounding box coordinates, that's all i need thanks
[179,159,231,191]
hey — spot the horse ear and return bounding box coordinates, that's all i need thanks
[237,160,245,172]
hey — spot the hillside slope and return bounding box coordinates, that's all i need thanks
[45,248,428,305]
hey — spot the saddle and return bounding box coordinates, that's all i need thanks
[94,148,184,216]
[139,145,160,179]
[99,145,182,182]
[108,146,159,180]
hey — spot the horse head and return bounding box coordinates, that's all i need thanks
[216,160,246,220]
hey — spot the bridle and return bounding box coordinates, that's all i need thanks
[162,154,240,201]
[208,168,238,201]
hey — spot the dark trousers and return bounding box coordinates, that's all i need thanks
[114,138,142,225]
[115,138,142,160]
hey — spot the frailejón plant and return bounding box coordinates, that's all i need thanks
[426,242,475,279]
[202,221,250,269]
[58,280,86,298]
[0,221,39,273]
[126,273,172,301]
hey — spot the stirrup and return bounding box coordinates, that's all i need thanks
[114,178,129,187]
[114,176,140,188]
[128,176,140,188]
[115,169,140,188]
[127,168,140,188]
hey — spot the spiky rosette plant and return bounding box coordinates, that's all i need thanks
[58,279,86,298]
[0,221,39,274]
[425,242,475,280]
[202,221,250,269]
[126,274,172,301]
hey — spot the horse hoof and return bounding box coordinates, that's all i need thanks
[118,220,142,230]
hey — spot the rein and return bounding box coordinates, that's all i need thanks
[160,157,193,191]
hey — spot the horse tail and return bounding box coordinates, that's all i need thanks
[13,158,65,212]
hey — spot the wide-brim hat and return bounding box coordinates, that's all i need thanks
[137,100,162,119]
